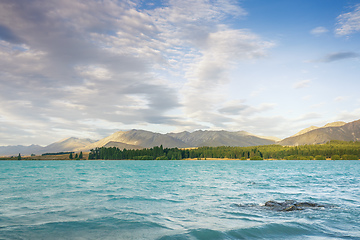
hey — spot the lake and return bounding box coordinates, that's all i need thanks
[0,160,359,239]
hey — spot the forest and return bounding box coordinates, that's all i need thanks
[87,140,360,160]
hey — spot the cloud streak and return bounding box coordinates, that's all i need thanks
[310,26,328,36]
[311,52,359,63]
[335,4,360,36]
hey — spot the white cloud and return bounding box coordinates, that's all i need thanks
[334,96,346,102]
[3,0,356,145]
[293,79,311,89]
[335,4,360,36]
[0,0,190,145]
[182,28,274,128]
[187,29,273,88]
[242,103,275,116]
[76,65,113,80]
[295,112,322,121]
[336,108,360,122]
[310,26,328,36]
[140,0,274,131]
[0,0,281,145]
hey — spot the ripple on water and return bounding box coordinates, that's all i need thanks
[1,217,171,240]
[0,160,359,239]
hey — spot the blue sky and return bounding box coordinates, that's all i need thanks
[0,0,360,145]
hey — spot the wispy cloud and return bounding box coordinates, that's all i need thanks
[0,0,183,144]
[336,108,360,122]
[158,1,275,130]
[314,52,359,62]
[310,26,328,36]
[1,0,360,145]
[0,0,276,144]
[334,96,346,102]
[293,80,311,89]
[218,101,248,115]
[335,4,360,36]
[295,112,322,122]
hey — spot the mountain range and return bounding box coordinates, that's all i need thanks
[0,137,96,157]
[279,119,360,146]
[77,129,278,152]
[1,119,360,156]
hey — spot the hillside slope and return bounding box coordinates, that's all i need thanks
[291,121,346,137]
[44,137,96,153]
[79,130,190,151]
[0,137,96,156]
[279,120,360,146]
[169,130,276,147]
[81,129,277,151]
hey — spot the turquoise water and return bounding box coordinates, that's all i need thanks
[0,160,359,240]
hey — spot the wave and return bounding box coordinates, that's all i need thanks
[1,217,171,240]
[158,221,359,240]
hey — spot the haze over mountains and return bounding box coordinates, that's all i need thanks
[0,138,96,157]
[1,119,360,156]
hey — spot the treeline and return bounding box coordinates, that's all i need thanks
[88,145,183,160]
[88,140,360,160]
[42,151,74,156]
[0,153,22,160]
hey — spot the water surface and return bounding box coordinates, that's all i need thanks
[0,160,359,239]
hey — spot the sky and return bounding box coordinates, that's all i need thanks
[1,0,360,146]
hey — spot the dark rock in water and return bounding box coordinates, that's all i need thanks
[234,200,329,212]
[264,200,325,211]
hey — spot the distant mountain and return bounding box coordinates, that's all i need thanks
[3,119,358,156]
[78,129,277,151]
[292,126,319,137]
[279,120,360,146]
[168,130,276,147]
[43,137,96,153]
[78,130,189,151]
[0,144,44,157]
[291,121,346,137]
[0,137,96,157]
[323,121,347,128]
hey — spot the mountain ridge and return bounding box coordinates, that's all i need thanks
[2,119,360,156]
[279,120,360,146]
[291,121,347,137]
[0,137,96,157]
[0,129,277,156]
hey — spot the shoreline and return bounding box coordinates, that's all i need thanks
[1,158,359,161]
